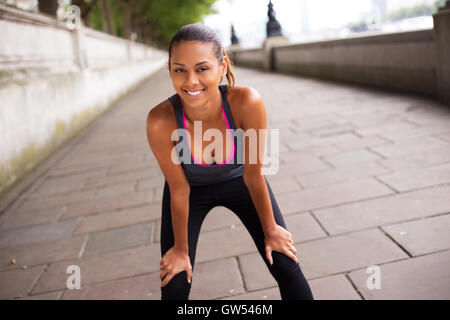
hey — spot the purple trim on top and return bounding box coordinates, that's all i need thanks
[179,95,236,166]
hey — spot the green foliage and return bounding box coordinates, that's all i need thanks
[147,0,217,47]
[347,0,447,32]
[76,0,217,47]
[89,1,102,30]
[348,20,368,32]
[383,0,447,22]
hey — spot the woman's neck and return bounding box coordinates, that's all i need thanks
[182,87,222,125]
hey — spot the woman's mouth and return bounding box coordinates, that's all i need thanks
[184,89,205,98]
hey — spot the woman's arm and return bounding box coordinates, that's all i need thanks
[240,88,277,236]
[146,103,193,285]
[146,104,191,252]
[240,88,298,265]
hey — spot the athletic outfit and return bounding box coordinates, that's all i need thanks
[160,84,314,300]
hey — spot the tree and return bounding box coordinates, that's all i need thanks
[38,0,58,16]
[97,0,116,34]
[69,0,217,47]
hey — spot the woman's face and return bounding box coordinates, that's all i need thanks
[169,40,226,106]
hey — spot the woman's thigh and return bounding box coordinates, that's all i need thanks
[214,176,288,261]
[215,176,314,299]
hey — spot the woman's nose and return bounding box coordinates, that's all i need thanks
[186,72,200,85]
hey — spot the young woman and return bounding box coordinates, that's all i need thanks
[146,23,313,300]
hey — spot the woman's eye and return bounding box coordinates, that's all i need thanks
[174,67,208,73]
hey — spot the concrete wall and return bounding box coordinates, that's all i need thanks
[274,30,436,96]
[231,47,264,69]
[0,4,168,194]
[230,5,450,105]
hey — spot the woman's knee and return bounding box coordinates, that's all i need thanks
[160,271,191,300]
[268,252,303,279]
[268,252,314,300]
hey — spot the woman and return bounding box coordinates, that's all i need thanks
[146,23,313,300]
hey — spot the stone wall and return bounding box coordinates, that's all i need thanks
[230,5,450,106]
[0,4,168,195]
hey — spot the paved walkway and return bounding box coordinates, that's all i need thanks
[1,65,449,300]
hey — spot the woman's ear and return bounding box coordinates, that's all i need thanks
[222,58,227,76]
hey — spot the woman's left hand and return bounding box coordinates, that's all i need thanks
[264,225,298,265]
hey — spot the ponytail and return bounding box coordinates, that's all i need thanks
[223,48,236,88]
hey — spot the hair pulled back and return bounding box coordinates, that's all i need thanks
[168,23,236,88]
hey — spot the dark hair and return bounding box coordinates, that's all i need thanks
[168,23,235,88]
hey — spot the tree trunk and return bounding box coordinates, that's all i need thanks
[38,0,58,17]
[98,0,115,35]
[122,2,132,40]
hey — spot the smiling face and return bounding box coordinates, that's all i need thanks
[169,40,227,105]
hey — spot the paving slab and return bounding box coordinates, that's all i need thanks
[221,287,281,300]
[379,145,450,170]
[31,244,160,294]
[276,178,394,215]
[82,222,154,256]
[294,161,390,188]
[59,190,153,220]
[0,219,79,248]
[377,162,450,192]
[0,205,65,229]
[348,250,450,299]
[307,274,361,300]
[196,225,257,263]
[313,184,450,235]
[293,228,409,279]
[381,214,450,256]
[189,258,245,300]
[0,235,87,272]
[322,149,383,167]
[61,272,160,300]
[0,265,45,299]
[73,203,161,234]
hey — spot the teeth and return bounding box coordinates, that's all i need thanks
[186,89,203,96]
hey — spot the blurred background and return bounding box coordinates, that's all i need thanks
[2,0,446,48]
[0,0,449,300]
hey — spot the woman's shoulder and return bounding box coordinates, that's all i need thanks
[146,99,178,136]
[227,85,264,128]
[228,85,262,103]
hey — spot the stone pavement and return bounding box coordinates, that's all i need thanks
[1,65,449,300]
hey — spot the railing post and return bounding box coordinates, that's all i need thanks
[433,1,450,106]
[262,36,289,72]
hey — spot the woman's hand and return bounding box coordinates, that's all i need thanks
[160,246,192,287]
[264,225,298,265]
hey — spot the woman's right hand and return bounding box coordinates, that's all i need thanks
[160,246,192,287]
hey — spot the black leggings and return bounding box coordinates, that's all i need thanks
[160,175,314,300]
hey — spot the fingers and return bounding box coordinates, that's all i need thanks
[187,266,193,284]
[285,248,299,263]
[288,243,297,254]
[265,246,273,265]
[160,269,169,281]
[161,272,174,287]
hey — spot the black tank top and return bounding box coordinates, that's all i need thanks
[168,84,244,186]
